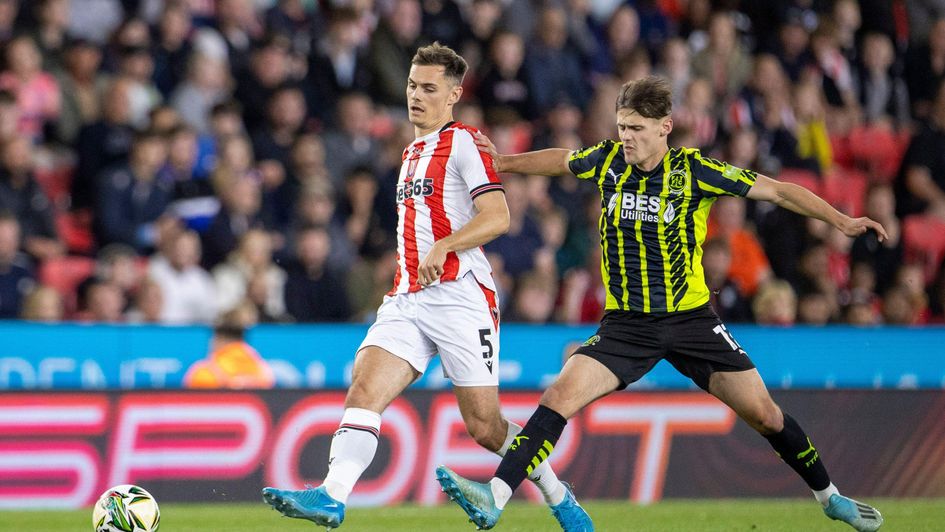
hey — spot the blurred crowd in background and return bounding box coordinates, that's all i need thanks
[0,0,943,327]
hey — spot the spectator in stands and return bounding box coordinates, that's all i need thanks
[30,0,71,72]
[290,180,354,270]
[346,245,398,322]
[772,9,813,82]
[905,17,945,120]
[79,278,126,322]
[0,0,18,45]
[484,174,544,278]
[203,168,264,269]
[116,43,162,128]
[252,85,306,172]
[457,0,502,75]
[321,92,381,185]
[703,237,752,322]
[588,4,640,80]
[656,38,692,107]
[0,35,60,143]
[881,284,921,324]
[477,31,533,120]
[845,297,880,326]
[797,291,834,325]
[76,242,142,307]
[0,136,63,261]
[673,77,718,151]
[896,81,945,219]
[857,32,910,128]
[288,132,328,186]
[169,52,231,134]
[524,5,589,113]
[809,20,859,133]
[306,6,371,128]
[338,166,388,260]
[893,263,930,322]
[95,128,173,253]
[0,212,34,318]
[55,37,107,145]
[852,184,902,293]
[707,196,772,297]
[752,279,797,326]
[211,0,264,75]
[505,271,558,323]
[792,79,833,174]
[234,34,296,132]
[691,11,751,104]
[151,2,194,98]
[368,0,424,108]
[212,228,286,320]
[125,277,163,323]
[284,224,351,322]
[19,284,63,321]
[149,229,217,323]
[72,77,135,210]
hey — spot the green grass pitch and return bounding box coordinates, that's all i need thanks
[1,499,940,531]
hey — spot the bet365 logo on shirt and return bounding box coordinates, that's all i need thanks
[397,178,434,202]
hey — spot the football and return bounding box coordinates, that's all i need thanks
[91,484,160,532]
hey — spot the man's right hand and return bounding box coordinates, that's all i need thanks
[473,131,502,172]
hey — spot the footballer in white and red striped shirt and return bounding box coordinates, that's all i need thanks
[388,120,503,294]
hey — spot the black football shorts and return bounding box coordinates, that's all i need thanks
[572,304,755,391]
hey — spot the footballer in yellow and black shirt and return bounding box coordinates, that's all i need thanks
[567,140,757,314]
[441,77,888,532]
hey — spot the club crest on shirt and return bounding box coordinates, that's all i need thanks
[406,148,422,178]
[668,169,688,195]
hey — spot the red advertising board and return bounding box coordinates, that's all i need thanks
[0,390,942,509]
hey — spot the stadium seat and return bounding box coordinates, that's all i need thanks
[55,209,95,255]
[847,125,906,183]
[776,168,822,195]
[902,214,945,283]
[38,255,96,316]
[33,162,74,209]
[823,167,868,217]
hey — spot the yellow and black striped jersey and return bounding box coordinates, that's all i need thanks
[568,141,757,313]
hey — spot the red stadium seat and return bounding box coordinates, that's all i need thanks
[776,168,822,195]
[38,255,96,316]
[847,125,906,183]
[823,167,868,217]
[55,209,95,255]
[902,214,945,283]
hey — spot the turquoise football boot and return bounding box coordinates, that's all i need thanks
[262,485,345,529]
[824,493,883,531]
[549,482,594,531]
[436,466,502,530]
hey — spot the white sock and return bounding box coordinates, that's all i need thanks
[490,477,513,509]
[813,482,840,507]
[497,421,567,506]
[323,407,381,504]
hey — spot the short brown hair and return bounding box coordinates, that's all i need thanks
[411,42,468,85]
[615,76,673,118]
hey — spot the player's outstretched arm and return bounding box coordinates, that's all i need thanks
[473,131,571,176]
[747,174,889,242]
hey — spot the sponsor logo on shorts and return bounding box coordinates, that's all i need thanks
[582,335,600,346]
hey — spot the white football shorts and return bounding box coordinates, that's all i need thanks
[358,272,500,386]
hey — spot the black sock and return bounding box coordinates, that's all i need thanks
[495,405,567,492]
[764,413,831,491]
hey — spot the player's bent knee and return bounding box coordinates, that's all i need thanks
[744,402,783,435]
[465,417,504,451]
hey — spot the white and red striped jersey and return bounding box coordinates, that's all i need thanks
[389,121,503,295]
